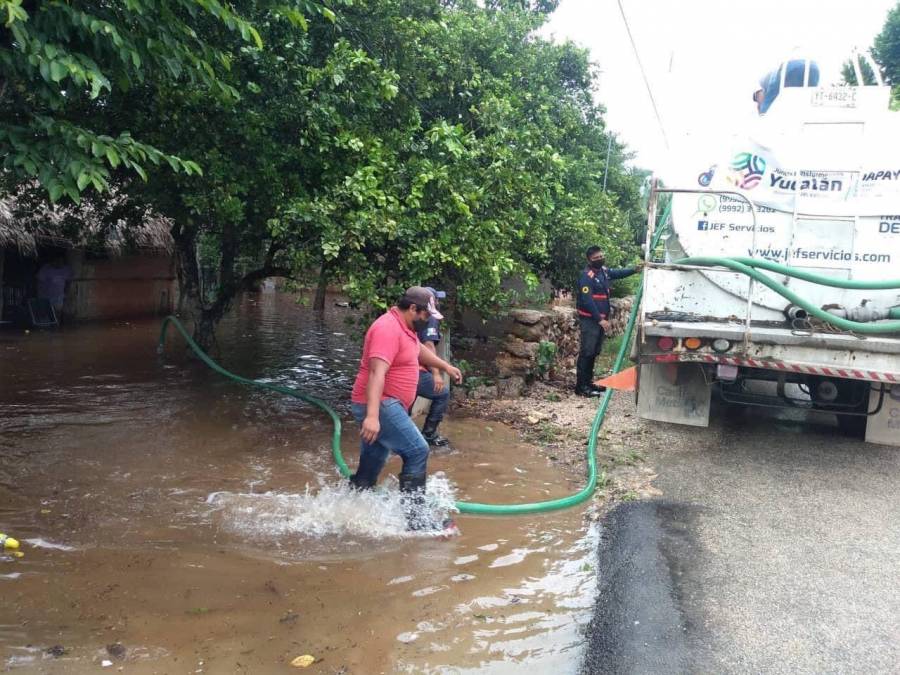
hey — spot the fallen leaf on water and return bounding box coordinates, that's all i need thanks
[291,655,316,668]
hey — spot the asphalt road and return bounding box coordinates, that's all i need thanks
[584,403,900,674]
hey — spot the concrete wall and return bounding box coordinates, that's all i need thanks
[68,251,176,321]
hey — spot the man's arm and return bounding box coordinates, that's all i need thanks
[418,344,462,384]
[361,357,389,443]
[422,341,445,394]
[607,264,643,280]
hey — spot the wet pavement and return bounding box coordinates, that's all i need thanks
[0,292,597,673]
[584,401,900,675]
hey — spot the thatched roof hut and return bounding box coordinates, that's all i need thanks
[0,194,173,256]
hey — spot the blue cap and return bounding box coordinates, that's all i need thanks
[425,286,446,299]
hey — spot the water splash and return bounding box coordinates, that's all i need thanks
[206,472,458,542]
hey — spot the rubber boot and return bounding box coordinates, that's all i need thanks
[398,473,429,530]
[575,354,602,396]
[422,419,452,451]
[348,472,377,490]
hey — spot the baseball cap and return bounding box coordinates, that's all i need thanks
[424,286,446,299]
[402,286,443,320]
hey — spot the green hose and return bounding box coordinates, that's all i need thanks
[157,317,350,478]
[711,257,900,290]
[157,306,638,515]
[157,207,659,516]
[674,256,900,334]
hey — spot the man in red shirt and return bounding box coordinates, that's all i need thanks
[350,286,463,529]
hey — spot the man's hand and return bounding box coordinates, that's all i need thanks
[599,319,611,332]
[446,365,463,384]
[360,415,380,444]
[432,368,446,394]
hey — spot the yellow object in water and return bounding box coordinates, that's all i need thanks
[290,655,316,668]
[0,534,20,550]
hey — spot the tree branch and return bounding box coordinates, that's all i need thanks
[239,266,295,290]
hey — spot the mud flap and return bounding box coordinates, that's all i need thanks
[865,384,900,447]
[637,362,711,427]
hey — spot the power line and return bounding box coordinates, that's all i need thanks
[616,0,669,150]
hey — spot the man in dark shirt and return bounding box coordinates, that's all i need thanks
[415,287,452,450]
[575,247,641,397]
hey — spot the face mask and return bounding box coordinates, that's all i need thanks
[590,259,605,270]
[413,316,429,332]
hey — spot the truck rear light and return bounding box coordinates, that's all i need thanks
[683,337,702,350]
[712,339,731,353]
[716,364,739,381]
[657,336,675,351]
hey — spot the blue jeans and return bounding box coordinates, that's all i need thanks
[416,370,450,428]
[350,398,430,484]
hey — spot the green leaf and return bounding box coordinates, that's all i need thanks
[105,147,120,168]
[322,7,336,23]
[76,172,91,191]
[248,26,263,49]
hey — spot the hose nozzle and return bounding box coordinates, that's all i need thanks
[784,305,808,322]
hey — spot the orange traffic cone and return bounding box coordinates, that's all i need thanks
[594,366,637,391]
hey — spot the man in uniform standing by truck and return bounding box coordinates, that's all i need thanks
[575,246,641,397]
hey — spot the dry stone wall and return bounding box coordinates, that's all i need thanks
[495,298,634,381]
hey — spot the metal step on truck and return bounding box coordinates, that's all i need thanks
[636,54,900,446]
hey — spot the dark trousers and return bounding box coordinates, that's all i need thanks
[416,370,450,429]
[576,316,605,390]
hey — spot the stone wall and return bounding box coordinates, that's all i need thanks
[495,298,634,380]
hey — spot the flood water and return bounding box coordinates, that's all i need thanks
[0,292,596,673]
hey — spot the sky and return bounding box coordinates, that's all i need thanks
[540,0,896,170]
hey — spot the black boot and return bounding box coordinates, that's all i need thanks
[422,419,452,450]
[401,472,450,531]
[349,472,377,490]
[576,353,600,396]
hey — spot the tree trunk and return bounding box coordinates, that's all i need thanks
[313,259,329,312]
[172,225,234,353]
[172,222,289,353]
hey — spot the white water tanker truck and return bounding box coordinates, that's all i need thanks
[636,55,900,446]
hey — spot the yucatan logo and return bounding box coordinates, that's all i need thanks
[728,152,766,189]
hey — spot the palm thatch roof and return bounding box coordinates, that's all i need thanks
[0,193,173,256]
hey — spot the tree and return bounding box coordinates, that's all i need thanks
[0,0,260,200]
[874,2,900,83]
[5,0,644,348]
[845,3,900,108]
[275,0,644,315]
[114,1,398,346]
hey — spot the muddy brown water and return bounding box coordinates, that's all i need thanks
[0,292,597,673]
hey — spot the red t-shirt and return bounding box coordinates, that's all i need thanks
[351,307,421,410]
